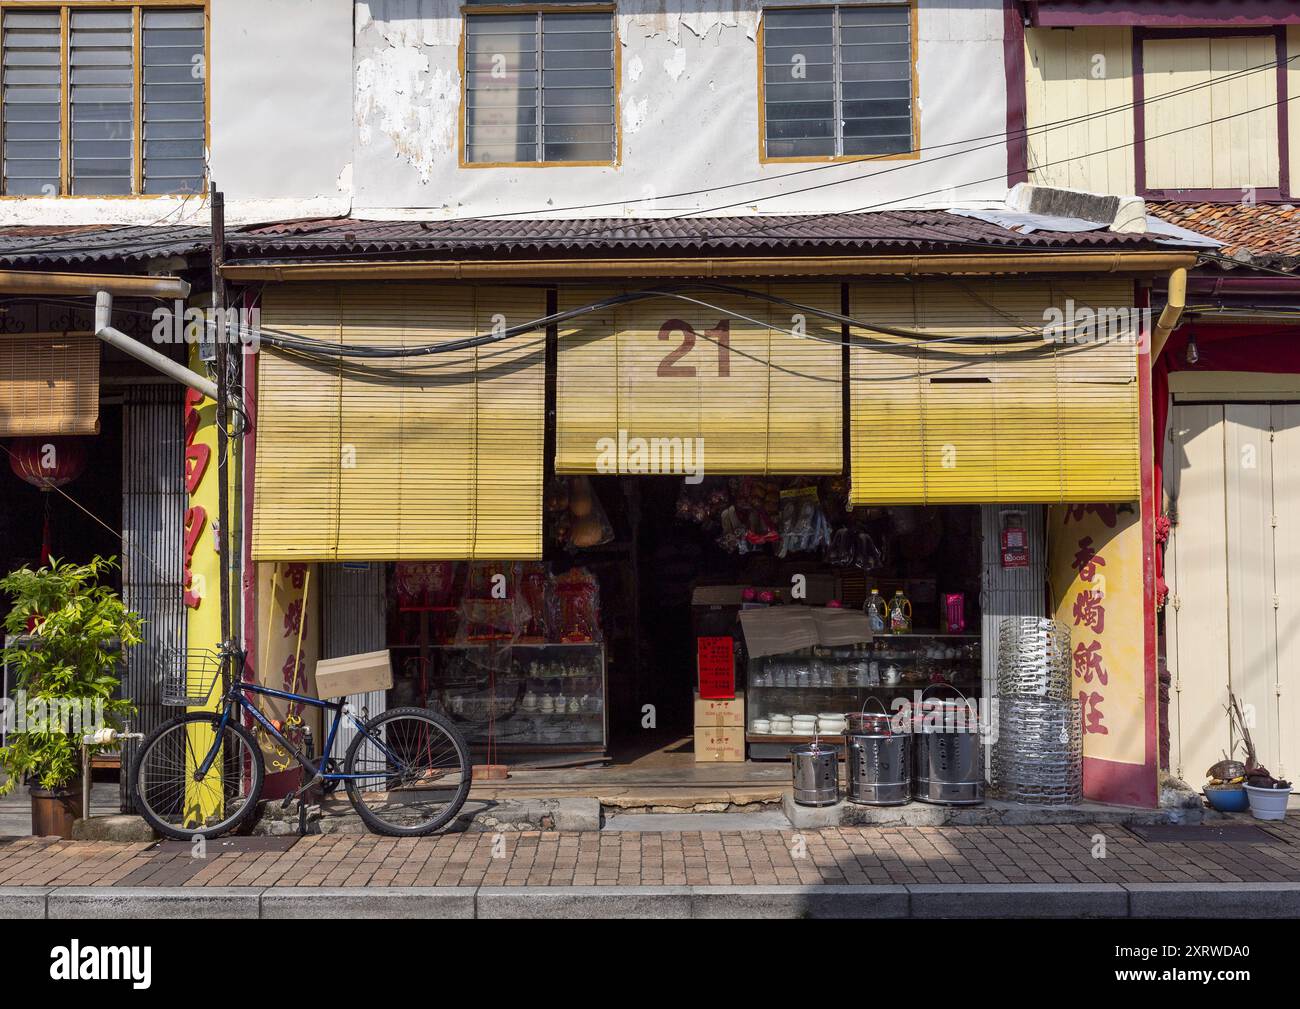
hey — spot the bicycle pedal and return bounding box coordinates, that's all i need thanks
[280,774,325,809]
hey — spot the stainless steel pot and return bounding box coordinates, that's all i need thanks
[845,731,912,806]
[790,743,840,806]
[913,726,984,805]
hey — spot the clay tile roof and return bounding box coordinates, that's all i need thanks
[1148,202,1300,273]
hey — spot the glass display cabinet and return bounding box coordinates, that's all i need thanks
[745,634,981,759]
[392,642,607,755]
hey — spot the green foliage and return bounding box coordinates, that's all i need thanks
[0,557,141,793]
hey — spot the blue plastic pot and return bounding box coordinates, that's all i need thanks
[1203,786,1249,812]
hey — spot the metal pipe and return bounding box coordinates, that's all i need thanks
[0,269,189,298]
[93,291,218,400]
[1151,267,1189,360]
[221,251,1200,282]
[1184,276,1300,297]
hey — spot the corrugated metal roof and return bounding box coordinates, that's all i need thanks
[227,211,1194,260]
[0,210,1212,269]
[0,224,211,266]
[1147,202,1300,273]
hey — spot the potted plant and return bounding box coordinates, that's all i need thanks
[0,557,141,838]
[1223,692,1293,822]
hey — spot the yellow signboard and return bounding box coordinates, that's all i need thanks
[1048,503,1146,766]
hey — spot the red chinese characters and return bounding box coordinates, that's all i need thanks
[182,387,210,610]
[1070,533,1110,736]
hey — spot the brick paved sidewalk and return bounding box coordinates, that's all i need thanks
[2,816,1298,890]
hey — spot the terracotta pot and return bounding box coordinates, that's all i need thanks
[30,781,83,838]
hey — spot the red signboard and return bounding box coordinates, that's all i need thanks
[697,636,735,699]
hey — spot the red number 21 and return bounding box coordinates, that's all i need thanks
[656,319,730,377]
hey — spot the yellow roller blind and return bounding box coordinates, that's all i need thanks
[0,332,99,436]
[849,278,1140,505]
[555,284,842,474]
[253,283,546,561]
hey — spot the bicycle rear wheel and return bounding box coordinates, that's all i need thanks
[133,712,265,841]
[342,707,472,836]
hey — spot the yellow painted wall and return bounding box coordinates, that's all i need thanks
[182,345,223,823]
[255,561,321,782]
[1290,27,1300,191]
[1025,27,1135,194]
[1027,27,1285,196]
[1143,34,1279,192]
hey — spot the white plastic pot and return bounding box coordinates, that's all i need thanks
[1244,784,1293,821]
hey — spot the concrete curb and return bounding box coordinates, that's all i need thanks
[261,886,477,919]
[47,886,262,919]
[5,882,1300,918]
[1123,882,1300,918]
[909,883,1128,918]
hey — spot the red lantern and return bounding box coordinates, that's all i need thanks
[8,436,88,564]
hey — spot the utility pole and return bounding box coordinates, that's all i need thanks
[210,183,232,679]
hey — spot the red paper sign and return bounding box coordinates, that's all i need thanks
[697,636,735,699]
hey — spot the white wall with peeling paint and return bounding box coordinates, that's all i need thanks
[0,0,356,227]
[352,0,1009,218]
[0,0,1011,225]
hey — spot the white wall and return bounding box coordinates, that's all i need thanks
[352,0,1010,217]
[0,0,1011,225]
[210,0,355,210]
[0,0,355,227]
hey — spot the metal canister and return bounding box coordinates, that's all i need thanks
[912,706,984,805]
[845,729,912,806]
[790,743,840,806]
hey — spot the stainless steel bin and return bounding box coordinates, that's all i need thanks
[790,743,840,806]
[911,689,984,806]
[846,731,912,805]
[913,721,984,805]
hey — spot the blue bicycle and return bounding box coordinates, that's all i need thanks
[131,643,472,839]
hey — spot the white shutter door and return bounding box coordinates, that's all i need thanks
[1223,405,1280,774]
[1166,404,1231,781]
[1269,405,1300,781]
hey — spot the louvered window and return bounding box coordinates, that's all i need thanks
[762,4,914,160]
[464,9,616,165]
[0,5,205,196]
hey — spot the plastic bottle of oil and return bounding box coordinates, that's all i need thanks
[864,588,888,633]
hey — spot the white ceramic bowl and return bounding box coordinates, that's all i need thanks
[750,719,771,734]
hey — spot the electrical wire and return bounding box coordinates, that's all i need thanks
[2,50,1292,266]
[229,51,1297,239]
[223,66,1300,260]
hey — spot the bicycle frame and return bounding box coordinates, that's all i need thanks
[194,678,398,783]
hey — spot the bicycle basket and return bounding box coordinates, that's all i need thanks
[159,646,226,706]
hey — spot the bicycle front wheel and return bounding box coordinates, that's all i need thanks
[133,712,265,841]
[343,707,472,836]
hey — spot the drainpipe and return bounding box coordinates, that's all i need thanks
[1150,267,1188,361]
[93,290,218,401]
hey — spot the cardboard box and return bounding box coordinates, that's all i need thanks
[314,649,393,700]
[694,725,745,762]
[694,690,745,728]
